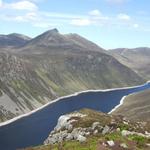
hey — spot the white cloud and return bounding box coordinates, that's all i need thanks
[70,19,91,26]
[0,0,3,7]
[117,13,130,21]
[25,12,39,21]
[89,9,101,16]
[42,12,86,20]
[14,16,25,22]
[32,22,54,28]
[3,11,40,23]
[106,0,127,4]
[7,1,38,11]
[0,3,140,30]
[133,24,139,28]
[28,0,46,2]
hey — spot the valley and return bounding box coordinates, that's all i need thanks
[0,82,149,150]
[1,0,150,149]
[0,29,145,122]
[0,29,150,150]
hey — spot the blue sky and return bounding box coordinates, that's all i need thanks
[0,0,150,49]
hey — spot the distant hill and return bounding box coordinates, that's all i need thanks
[0,33,31,48]
[112,89,150,121]
[0,29,145,122]
[110,47,150,79]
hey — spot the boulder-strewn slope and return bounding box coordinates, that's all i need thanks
[0,29,145,122]
[110,47,150,79]
[112,89,150,121]
[23,109,150,150]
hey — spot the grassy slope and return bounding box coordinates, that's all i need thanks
[24,134,150,150]
[0,50,145,122]
[110,48,150,80]
[112,89,150,121]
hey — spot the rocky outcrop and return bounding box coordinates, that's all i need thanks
[24,109,150,150]
[44,109,150,146]
[44,112,89,144]
[121,130,150,138]
[44,110,111,144]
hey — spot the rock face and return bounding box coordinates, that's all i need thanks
[0,29,145,122]
[44,112,89,144]
[107,140,115,147]
[54,113,87,131]
[121,130,150,138]
[44,110,106,144]
[102,125,111,135]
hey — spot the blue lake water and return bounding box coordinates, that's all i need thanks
[0,83,150,150]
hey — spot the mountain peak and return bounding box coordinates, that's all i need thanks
[24,28,71,48]
[44,28,59,35]
[33,28,60,40]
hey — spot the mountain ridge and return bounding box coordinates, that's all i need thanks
[110,47,150,79]
[0,33,31,48]
[20,28,105,54]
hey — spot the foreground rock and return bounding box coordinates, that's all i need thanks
[42,109,150,150]
[23,109,150,150]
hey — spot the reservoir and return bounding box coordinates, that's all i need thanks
[0,82,150,150]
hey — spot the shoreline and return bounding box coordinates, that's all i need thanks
[0,82,149,127]
[108,80,150,114]
[108,96,126,114]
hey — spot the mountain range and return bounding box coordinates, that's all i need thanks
[110,47,150,79]
[0,29,147,122]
